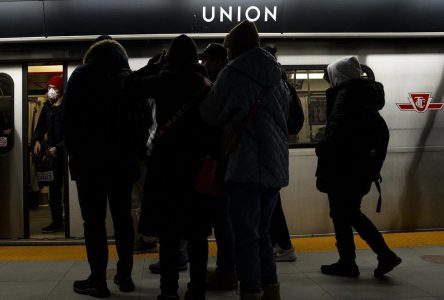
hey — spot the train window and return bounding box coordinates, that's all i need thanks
[0,73,14,155]
[285,68,329,147]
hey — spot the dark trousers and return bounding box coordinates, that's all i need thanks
[76,178,135,282]
[213,195,236,274]
[227,183,279,293]
[49,157,64,225]
[328,192,391,262]
[159,234,208,296]
[269,194,292,250]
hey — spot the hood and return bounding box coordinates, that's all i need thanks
[329,79,386,112]
[83,39,129,70]
[166,34,199,65]
[327,56,362,88]
[227,47,281,88]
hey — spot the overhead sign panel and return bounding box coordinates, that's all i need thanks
[0,1,45,38]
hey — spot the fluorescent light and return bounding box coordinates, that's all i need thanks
[295,72,324,80]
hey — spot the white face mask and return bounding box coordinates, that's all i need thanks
[48,88,59,101]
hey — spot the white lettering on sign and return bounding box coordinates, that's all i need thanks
[203,6,277,23]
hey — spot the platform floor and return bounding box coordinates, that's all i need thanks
[0,233,443,299]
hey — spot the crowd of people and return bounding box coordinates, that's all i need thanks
[32,19,404,300]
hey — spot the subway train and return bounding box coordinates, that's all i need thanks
[1,0,444,241]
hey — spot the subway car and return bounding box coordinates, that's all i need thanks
[0,0,443,241]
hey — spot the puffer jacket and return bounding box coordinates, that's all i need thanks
[200,47,290,188]
[315,78,386,195]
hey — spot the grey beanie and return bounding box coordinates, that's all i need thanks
[327,56,362,88]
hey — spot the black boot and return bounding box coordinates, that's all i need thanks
[114,274,135,292]
[374,252,402,277]
[321,260,360,278]
[73,277,110,298]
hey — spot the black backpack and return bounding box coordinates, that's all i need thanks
[362,106,389,212]
[284,80,304,135]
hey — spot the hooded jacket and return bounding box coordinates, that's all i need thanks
[200,47,290,187]
[63,39,139,181]
[315,76,386,195]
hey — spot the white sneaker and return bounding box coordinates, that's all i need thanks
[274,245,297,262]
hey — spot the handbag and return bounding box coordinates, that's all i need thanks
[194,156,224,196]
[35,153,56,187]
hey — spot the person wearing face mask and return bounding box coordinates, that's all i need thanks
[32,75,65,233]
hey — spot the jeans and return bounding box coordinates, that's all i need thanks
[328,192,391,262]
[76,177,134,282]
[213,195,236,274]
[227,182,280,293]
[269,194,292,250]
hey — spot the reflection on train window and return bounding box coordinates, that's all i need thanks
[285,68,329,146]
[0,73,14,155]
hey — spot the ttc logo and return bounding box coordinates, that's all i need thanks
[397,93,444,112]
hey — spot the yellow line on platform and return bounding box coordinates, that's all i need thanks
[0,231,443,261]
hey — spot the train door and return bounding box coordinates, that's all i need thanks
[26,64,70,239]
[0,64,24,239]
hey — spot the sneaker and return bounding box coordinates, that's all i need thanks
[73,277,110,298]
[133,238,159,254]
[374,253,402,278]
[274,246,297,262]
[206,268,238,291]
[41,222,64,233]
[149,260,188,274]
[113,274,135,292]
[321,261,360,278]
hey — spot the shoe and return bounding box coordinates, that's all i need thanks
[374,253,402,278]
[113,274,135,292]
[149,260,188,274]
[206,268,238,291]
[321,261,360,278]
[73,277,110,298]
[133,238,159,254]
[184,283,206,300]
[274,246,297,262]
[41,222,64,233]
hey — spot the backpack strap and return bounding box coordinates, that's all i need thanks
[374,175,383,213]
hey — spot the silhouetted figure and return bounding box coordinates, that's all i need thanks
[316,56,401,278]
[32,76,65,233]
[125,34,213,300]
[64,37,137,297]
[200,20,291,300]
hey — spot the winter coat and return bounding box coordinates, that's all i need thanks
[124,46,213,237]
[200,47,290,188]
[63,39,140,183]
[33,100,64,152]
[315,78,386,195]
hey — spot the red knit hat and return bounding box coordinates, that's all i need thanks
[47,76,64,92]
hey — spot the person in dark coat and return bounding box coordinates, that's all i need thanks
[32,76,65,233]
[63,37,138,297]
[124,34,212,300]
[200,21,290,300]
[316,56,401,278]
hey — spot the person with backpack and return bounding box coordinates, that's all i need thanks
[316,56,401,278]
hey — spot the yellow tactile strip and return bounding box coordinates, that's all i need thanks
[0,231,443,261]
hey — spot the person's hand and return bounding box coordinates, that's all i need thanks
[48,147,57,157]
[156,49,166,66]
[3,129,11,135]
[34,141,41,155]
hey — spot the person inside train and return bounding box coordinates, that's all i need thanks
[124,34,213,300]
[316,56,402,278]
[32,75,65,233]
[64,36,138,297]
[200,20,291,300]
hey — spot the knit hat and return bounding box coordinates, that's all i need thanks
[47,76,64,92]
[224,20,260,54]
[326,56,362,88]
[166,34,199,64]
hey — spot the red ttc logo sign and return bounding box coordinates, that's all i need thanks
[397,93,444,112]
